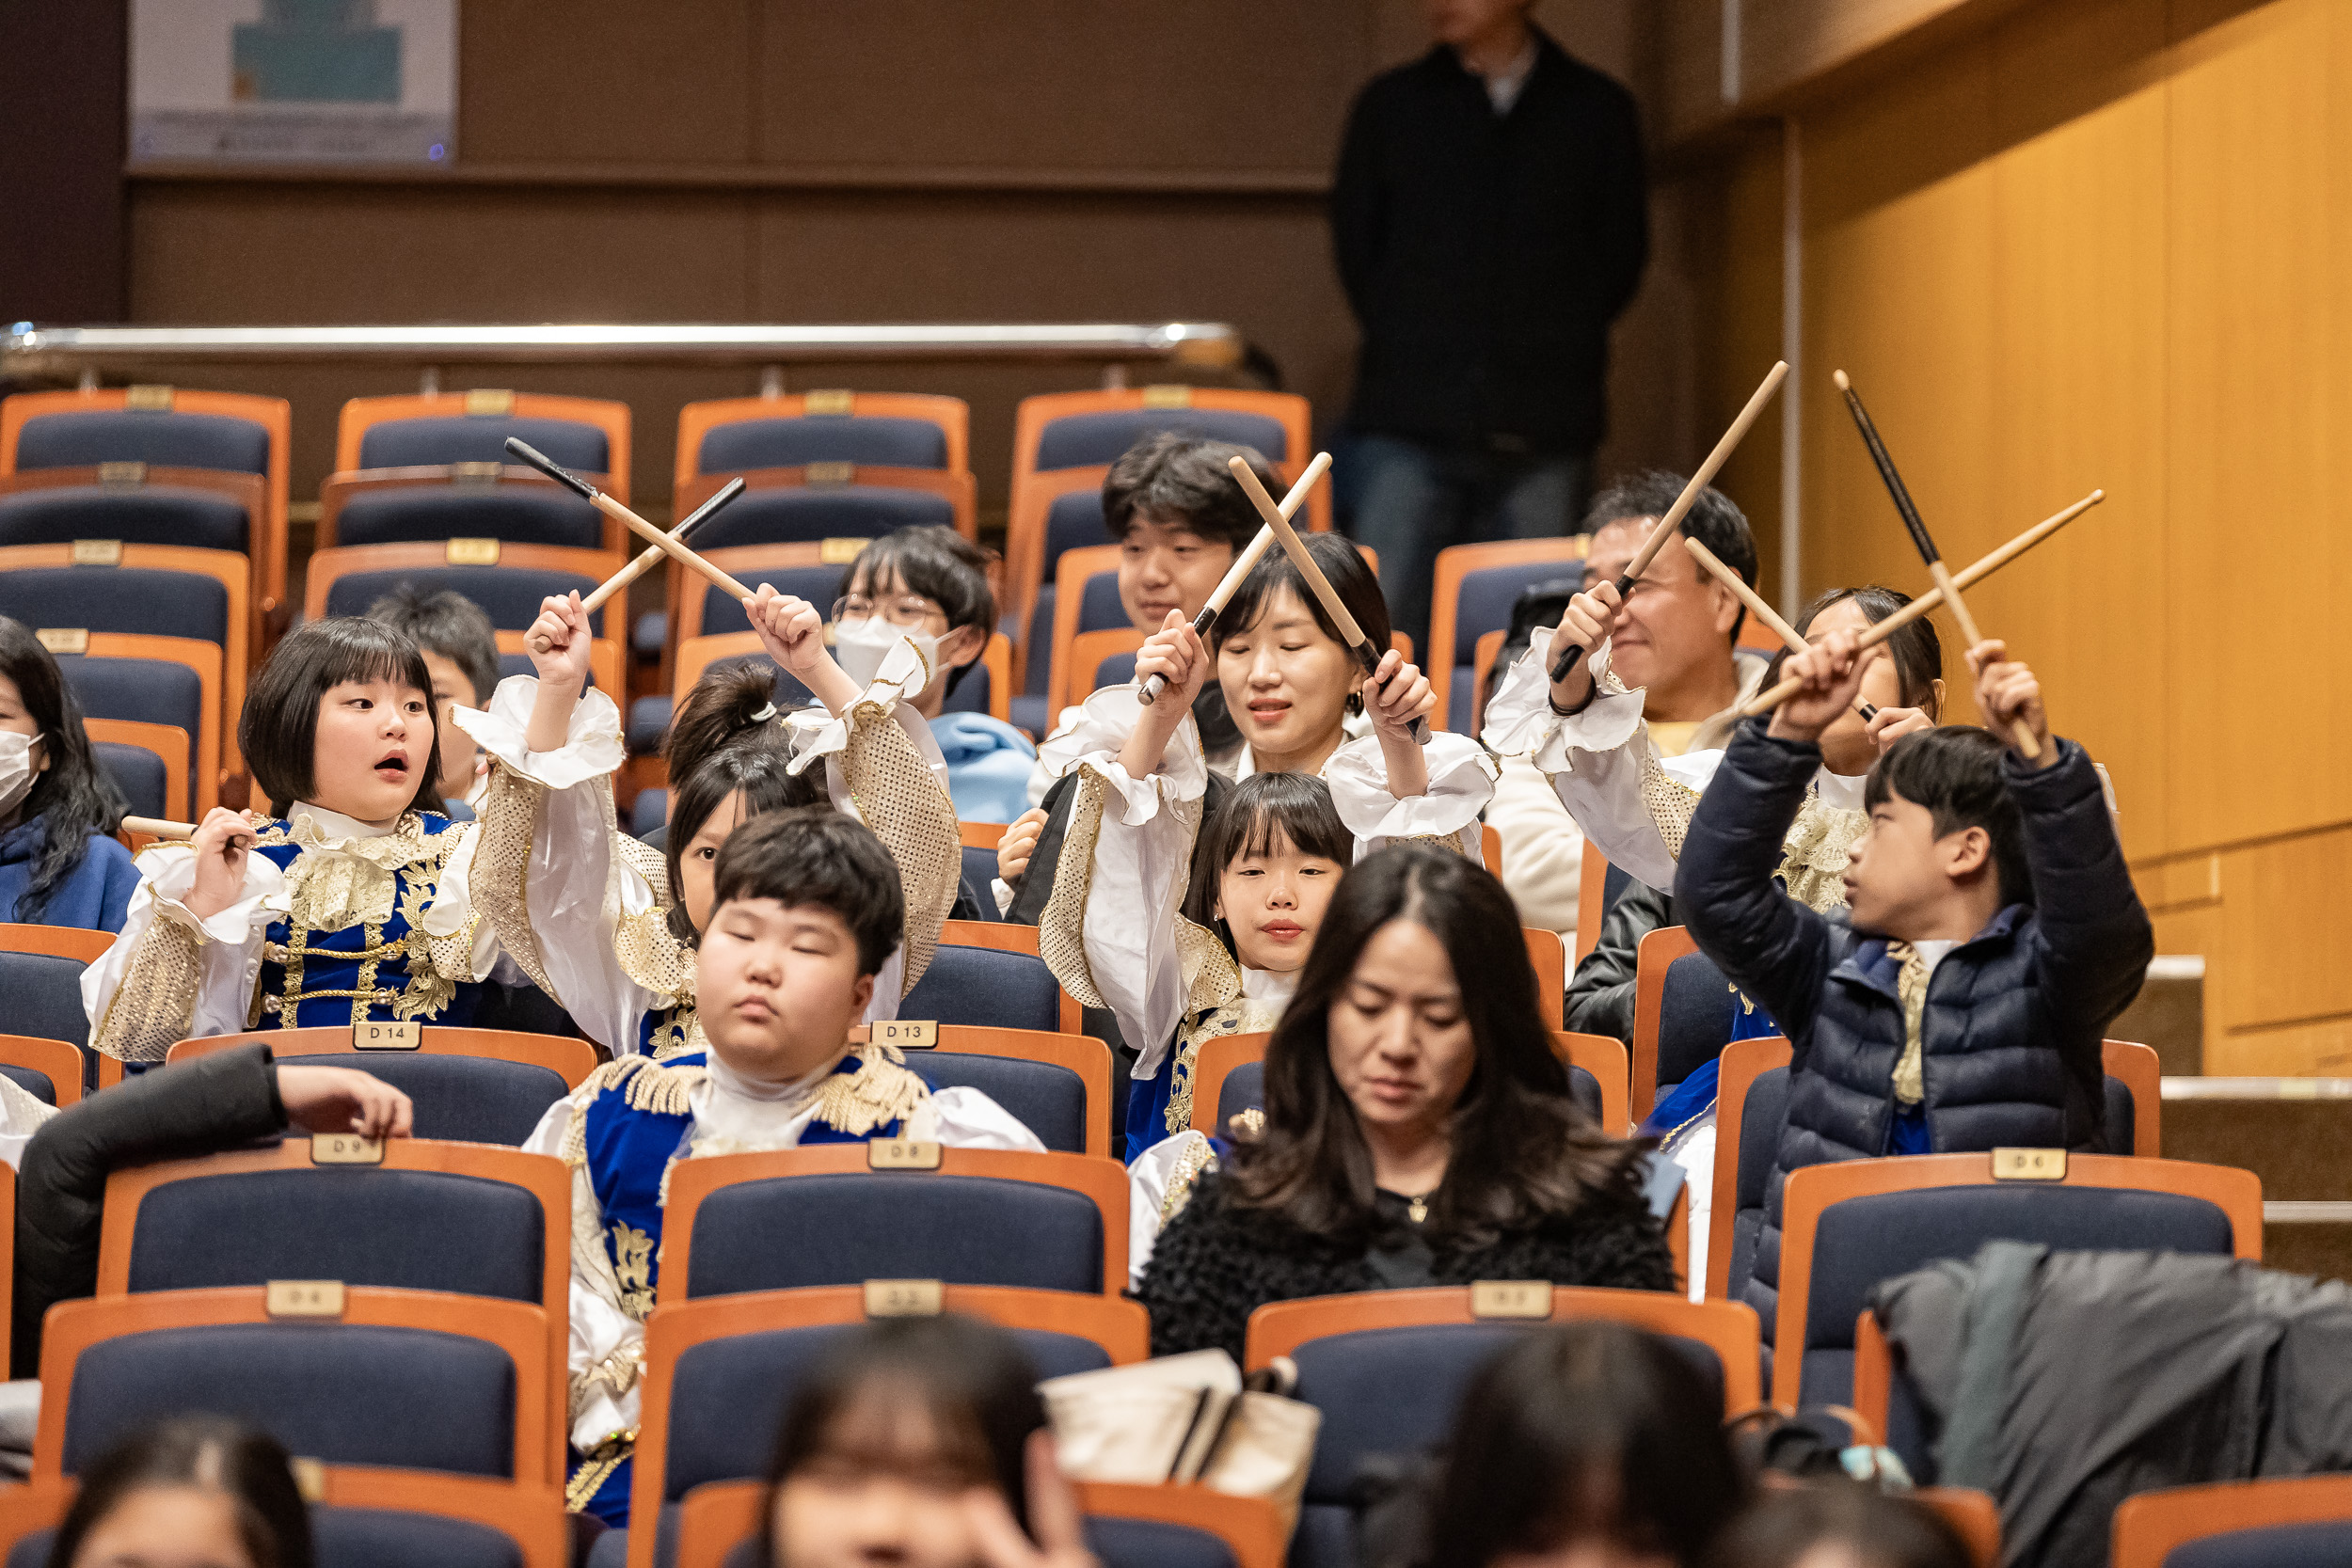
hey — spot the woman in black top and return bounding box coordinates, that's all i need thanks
[1137,845,1674,1360]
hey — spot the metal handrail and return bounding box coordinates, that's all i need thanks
[1,321,1244,372]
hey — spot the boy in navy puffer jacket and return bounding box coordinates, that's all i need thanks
[1676,631,2153,1335]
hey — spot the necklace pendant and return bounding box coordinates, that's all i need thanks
[1407,1196,1428,1225]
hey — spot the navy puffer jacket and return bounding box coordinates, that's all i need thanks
[1674,721,2153,1338]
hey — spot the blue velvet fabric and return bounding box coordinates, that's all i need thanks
[1440,561,1587,733]
[0,485,249,551]
[247,813,482,1029]
[695,567,846,639]
[1041,490,1108,580]
[58,654,206,812]
[15,411,269,475]
[0,816,137,930]
[271,1053,568,1145]
[2166,1522,2352,1568]
[697,417,948,473]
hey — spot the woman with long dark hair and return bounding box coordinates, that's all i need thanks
[48,1415,314,1568]
[1138,845,1674,1360]
[0,617,136,930]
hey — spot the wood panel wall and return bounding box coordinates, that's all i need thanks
[1707,0,2344,1072]
[80,0,1692,521]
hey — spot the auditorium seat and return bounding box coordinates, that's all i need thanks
[0,1034,85,1107]
[670,466,974,549]
[56,636,222,816]
[37,1286,555,1484]
[917,1024,1113,1158]
[1779,1152,2263,1427]
[0,924,109,1054]
[1245,1287,1761,1568]
[661,1147,1127,1303]
[628,1284,1141,1568]
[1426,539,1587,733]
[677,391,970,483]
[86,718,186,822]
[905,921,1080,1034]
[165,1026,596,1145]
[1630,926,1711,1121]
[307,541,615,636]
[1034,545,1132,729]
[337,391,630,500]
[1191,1031,1621,1139]
[321,465,612,552]
[2111,1475,2352,1568]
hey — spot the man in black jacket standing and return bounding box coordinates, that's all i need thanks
[1332,0,1647,657]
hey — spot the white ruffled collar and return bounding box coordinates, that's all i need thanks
[1240,966,1300,1006]
[286,801,404,842]
[706,1045,850,1106]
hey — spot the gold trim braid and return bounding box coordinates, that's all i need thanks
[839,701,960,996]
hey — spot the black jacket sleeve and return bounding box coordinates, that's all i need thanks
[1674,720,1836,1053]
[1563,881,1673,1043]
[1329,83,1388,325]
[2009,740,2154,1043]
[13,1043,285,1376]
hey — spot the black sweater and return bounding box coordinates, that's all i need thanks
[1331,32,1647,457]
[1138,1170,1677,1362]
[13,1043,285,1376]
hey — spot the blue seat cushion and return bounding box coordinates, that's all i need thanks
[0,1064,57,1105]
[0,567,228,645]
[323,566,602,634]
[916,1053,1088,1155]
[1009,695,1051,737]
[689,487,953,552]
[1658,951,1738,1092]
[628,696,675,756]
[1451,562,1583,664]
[1799,1185,2238,1407]
[123,1167,548,1301]
[59,655,204,816]
[359,417,607,473]
[314,1508,530,1568]
[267,1053,570,1147]
[698,418,948,473]
[0,486,249,552]
[335,487,602,550]
[2166,1521,2352,1568]
[697,567,846,639]
[1076,572,1126,636]
[1033,410,1286,473]
[1086,1518,1237,1568]
[1727,1067,1791,1303]
[1041,491,1109,583]
[900,946,1059,1033]
[62,1324,516,1476]
[683,1174,1105,1296]
[94,739,170,819]
[1445,669,1478,735]
[0,952,90,1047]
[3,1530,46,1568]
[632,789,670,840]
[16,411,270,476]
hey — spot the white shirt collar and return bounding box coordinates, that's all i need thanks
[1481,38,1539,113]
[287,801,403,842]
[706,1044,849,1106]
[1240,967,1301,1006]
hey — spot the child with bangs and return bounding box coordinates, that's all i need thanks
[84,618,501,1063]
[459,584,961,1059]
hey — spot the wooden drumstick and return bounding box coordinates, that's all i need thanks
[529,475,745,654]
[505,438,755,603]
[120,816,197,839]
[1834,370,2039,757]
[1549,359,1788,686]
[1138,453,1331,706]
[1683,537,1877,722]
[1742,487,2104,718]
[1228,455,1430,745]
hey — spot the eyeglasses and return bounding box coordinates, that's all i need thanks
[833,594,946,630]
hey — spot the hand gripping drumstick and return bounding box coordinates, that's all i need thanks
[1138,452,1331,707]
[1682,537,1879,723]
[1741,487,2104,719]
[505,438,755,603]
[1549,359,1788,686]
[1833,371,2040,757]
[528,475,746,653]
[1227,455,1431,745]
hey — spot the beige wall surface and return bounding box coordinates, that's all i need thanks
[1701,0,2336,1071]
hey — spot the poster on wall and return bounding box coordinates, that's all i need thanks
[129,0,456,166]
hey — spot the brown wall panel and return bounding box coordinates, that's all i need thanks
[459,0,757,164]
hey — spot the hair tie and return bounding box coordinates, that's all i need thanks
[750,703,777,722]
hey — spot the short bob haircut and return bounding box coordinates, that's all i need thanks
[0,616,130,920]
[1179,772,1351,944]
[1764,586,1944,717]
[49,1414,315,1568]
[1212,531,1392,716]
[1423,1323,1746,1568]
[1866,725,2033,911]
[1701,1481,1972,1568]
[841,526,997,699]
[1102,434,1282,555]
[238,617,444,819]
[758,1314,1047,1567]
[664,736,828,943]
[1226,845,1652,1250]
[1585,471,1756,646]
[711,806,904,978]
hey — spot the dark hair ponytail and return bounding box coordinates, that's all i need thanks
[665,660,786,785]
[0,617,129,920]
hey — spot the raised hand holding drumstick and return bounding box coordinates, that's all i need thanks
[1116,609,1213,780]
[523,592,596,754]
[1762,630,1883,748]
[743,585,862,716]
[1968,639,2056,769]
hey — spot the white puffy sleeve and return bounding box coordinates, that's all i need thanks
[456,675,659,1056]
[1035,687,1209,1082]
[1125,1131,1217,1290]
[1481,628,1718,892]
[911,1085,1051,1153]
[0,1074,58,1170]
[1321,730,1497,861]
[84,842,287,1062]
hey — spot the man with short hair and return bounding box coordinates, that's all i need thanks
[1334,0,1648,657]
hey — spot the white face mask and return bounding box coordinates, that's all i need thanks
[0,731,42,817]
[830,620,937,691]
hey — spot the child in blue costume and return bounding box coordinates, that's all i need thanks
[520,810,1042,1524]
[85,619,496,1063]
[461,588,961,1060]
[0,617,138,931]
[831,527,1036,824]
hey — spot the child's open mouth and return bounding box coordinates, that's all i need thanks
[373,752,409,782]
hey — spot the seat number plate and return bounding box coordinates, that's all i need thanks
[354,1021,421,1051]
[312,1134,385,1165]
[266,1280,347,1318]
[864,1279,945,1317]
[869,1139,942,1170]
[1470,1280,1554,1319]
[1991,1148,2067,1181]
[871,1020,937,1052]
